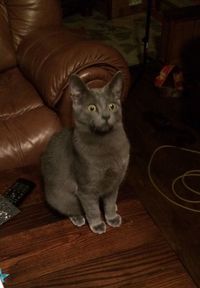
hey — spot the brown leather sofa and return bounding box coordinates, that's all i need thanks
[0,0,130,172]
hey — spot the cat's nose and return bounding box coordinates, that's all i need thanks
[102,114,110,121]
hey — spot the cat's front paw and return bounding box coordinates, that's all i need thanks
[106,214,122,227]
[69,216,86,227]
[90,222,106,234]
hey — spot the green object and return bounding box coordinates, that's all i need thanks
[0,269,9,283]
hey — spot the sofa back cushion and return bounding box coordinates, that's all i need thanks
[0,0,16,72]
[0,0,62,72]
[6,0,62,49]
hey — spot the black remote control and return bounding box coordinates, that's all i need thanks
[4,178,36,206]
[0,179,36,226]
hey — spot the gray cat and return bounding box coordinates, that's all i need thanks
[41,71,130,234]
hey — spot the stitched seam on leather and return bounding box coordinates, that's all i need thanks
[51,62,119,107]
[0,103,44,121]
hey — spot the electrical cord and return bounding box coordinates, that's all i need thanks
[148,145,200,213]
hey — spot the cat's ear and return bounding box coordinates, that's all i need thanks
[107,71,123,100]
[69,74,88,103]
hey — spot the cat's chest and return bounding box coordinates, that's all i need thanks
[76,149,129,194]
[90,138,129,164]
[74,132,130,184]
[90,153,129,179]
[96,156,128,193]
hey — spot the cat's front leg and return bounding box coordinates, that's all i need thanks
[79,194,106,234]
[103,190,122,228]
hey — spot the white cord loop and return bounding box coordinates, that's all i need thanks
[148,145,200,213]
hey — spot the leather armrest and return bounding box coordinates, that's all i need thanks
[17,27,131,108]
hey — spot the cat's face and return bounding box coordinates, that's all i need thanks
[69,72,123,135]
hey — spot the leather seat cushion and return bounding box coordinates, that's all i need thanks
[0,68,62,170]
[0,68,43,119]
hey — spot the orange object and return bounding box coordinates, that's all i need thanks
[154,65,183,90]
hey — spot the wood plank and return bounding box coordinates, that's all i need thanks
[1,195,195,288]
[9,238,194,288]
[1,198,160,283]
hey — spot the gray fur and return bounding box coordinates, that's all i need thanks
[41,71,130,234]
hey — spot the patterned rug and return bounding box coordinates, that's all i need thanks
[64,12,161,67]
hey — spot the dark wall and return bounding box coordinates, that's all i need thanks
[61,0,93,17]
[181,37,200,130]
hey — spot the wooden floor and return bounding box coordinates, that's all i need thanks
[0,64,198,287]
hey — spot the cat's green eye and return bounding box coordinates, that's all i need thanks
[108,103,117,111]
[88,104,97,112]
